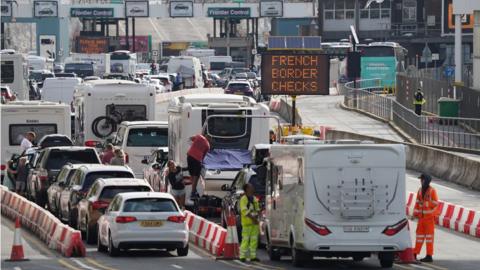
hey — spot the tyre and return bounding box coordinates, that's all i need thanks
[379,252,394,268]
[97,229,107,252]
[291,243,312,267]
[266,233,281,261]
[91,116,117,139]
[108,232,119,257]
[86,220,97,244]
[177,244,189,257]
[353,255,364,262]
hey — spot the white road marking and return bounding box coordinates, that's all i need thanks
[410,264,435,270]
[14,267,22,270]
[71,258,100,270]
[85,247,97,252]
[233,260,251,267]
[149,18,165,41]
[171,264,183,269]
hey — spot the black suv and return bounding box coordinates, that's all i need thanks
[28,146,101,207]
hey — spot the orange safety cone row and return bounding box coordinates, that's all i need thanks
[219,213,239,260]
[396,248,418,264]
[6,217,28,262]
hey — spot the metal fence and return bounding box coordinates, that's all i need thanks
[342,79,480,152]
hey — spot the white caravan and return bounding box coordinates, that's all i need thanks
[73,80,156,145]
[69,53,111,76]
[110,50,137,78]
[263,143,410,268]
[0,52,28,100]
[1,101,71,183]
[41,77,82,104]
[168,94,269,200]
[112,121,168,178]
[167,56,204,89]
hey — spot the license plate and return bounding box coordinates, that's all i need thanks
[235,92,243,95]
[140,220,163,227]
[343,225,370,232]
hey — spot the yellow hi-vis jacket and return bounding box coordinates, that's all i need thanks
[239,195,260,227]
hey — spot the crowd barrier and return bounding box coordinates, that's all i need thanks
[184,210,227,257]
[0,185,85,257]
[406,192,480,238]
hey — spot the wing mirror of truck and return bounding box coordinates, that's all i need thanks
[221,184,231,191]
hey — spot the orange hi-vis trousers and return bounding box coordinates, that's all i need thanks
[414,217,435,256]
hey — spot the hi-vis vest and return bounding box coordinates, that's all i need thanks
[239,195,260,227]
[414,187,439,219]
[414,91,426,105]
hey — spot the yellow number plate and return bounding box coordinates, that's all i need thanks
[140,220,163,227]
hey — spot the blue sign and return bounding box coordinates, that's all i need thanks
[444,66,454,77]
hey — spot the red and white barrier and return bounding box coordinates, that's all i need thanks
[184,210,227,257]
[0,185,85,257]
[406,191,480,238]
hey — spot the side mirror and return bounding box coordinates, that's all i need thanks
[141,158,149,165]
[221,184,230,191]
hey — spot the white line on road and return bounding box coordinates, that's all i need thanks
[14,267,22,270]
[149,18,165,41]
[71,258,100,270]
[171,264,183,269]
[410,264,435,270]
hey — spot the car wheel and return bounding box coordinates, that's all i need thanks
[266,233,281,261]
[291,240,311,267]
[97,227,107,252]
[108,231,119,257]
[86,220,97,244]
[177,244,189,257]
[379,252,394,268]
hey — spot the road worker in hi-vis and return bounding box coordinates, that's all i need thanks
[239,183,260,262]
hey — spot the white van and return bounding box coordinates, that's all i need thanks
[168,94,269,201]
[73,79,156,145]
[167,56,204,89]
[263,143,410,268]
[41,77,82,104]
[27,55,54,71]
[112,121,168,178]
[1,101,71,182]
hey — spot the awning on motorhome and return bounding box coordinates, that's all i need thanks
[176,65,195,76]
[203,149,252,170]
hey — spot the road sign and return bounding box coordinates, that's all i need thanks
[421,44,432,63]
[261,51,330,95]
[251,49,257,55]
[444,66,454,77]
[432,53,439,61]
[152,50,158,57]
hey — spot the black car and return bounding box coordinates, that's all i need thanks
[28,146,101,207]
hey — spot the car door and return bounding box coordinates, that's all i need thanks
[48,167,69,212]
[60,170,80,219]
[100,196,121,244]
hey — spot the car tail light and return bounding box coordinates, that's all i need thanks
[124,153,129,164]
[39,169,48,182]
[92,200,109,210]
[304,218,331,236]
[115,216,137,223]
[0,164,6,171]
[382,219,408,236]
[167,215,186,223]
[84,140,99,147]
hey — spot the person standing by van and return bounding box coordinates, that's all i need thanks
[167,160,185,209]
[413,174,439,262]
[187,134,210,199]
[239,183,260,262]
[20,132,36,152]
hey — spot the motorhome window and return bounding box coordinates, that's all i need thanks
[1,61,14,83]
[206,114,247,137]
[111,54,130,60]
[106,104,146,122]
[111,63,124,73]
[210,62,227,70]
[126,128,168,147]
[65,63,93,72]
[9,124,57,146]
[45,149,99,170]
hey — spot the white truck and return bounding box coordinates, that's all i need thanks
[110,50,137,78]
[1,101,71,184]
[167,56,204,89]
[168,94,270,203]
[0,52,28,100]
[73,79,156,146]
[41,77,82,104]
[69,53,111,77]
[263,143,411,268]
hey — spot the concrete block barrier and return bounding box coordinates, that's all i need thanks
[406,191,480,238]
[0,185,86,257]
[269,98,302,125]
[184,210,227,257]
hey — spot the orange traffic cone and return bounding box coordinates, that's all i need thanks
[396,248,418,264]
[218,213,239,260]
[6,217,28,262]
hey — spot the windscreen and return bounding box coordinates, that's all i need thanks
[45,149,99,170]
[82,171,134,191]
[1,61,14,83]
[362,46,395,57]
[9,124,57,146]
[100,186,151,200]
[202,110,252,149]
[123,198,178,212]
[126,128,168,147]
[227,83,250,91]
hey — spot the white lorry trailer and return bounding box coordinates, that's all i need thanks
[69,53,111,77]
[263,143,411,268]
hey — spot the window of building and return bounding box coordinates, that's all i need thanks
[357,0,391,20]
[346,10,355,19]
[324,0,355,20]
[370,9,380,19]
[402,0,416,22]
[360,9,369,19]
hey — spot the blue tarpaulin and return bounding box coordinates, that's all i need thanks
[203,149,252,170]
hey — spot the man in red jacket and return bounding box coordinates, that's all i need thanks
[187,134,210,198]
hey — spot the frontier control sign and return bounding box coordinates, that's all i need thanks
[261,53,329,95]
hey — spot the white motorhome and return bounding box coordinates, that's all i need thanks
[0,52,29,100]
[263,143,410,268]
[27,55,54,71]
[168,94,269,200]
[73,80,156,145]
[69,53,111,76]
[41,77,82,104]
[1,101,71,182]
[110,50,137,78]
[167,56,204,89]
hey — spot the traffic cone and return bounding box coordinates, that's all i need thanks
[6,217,28,262]
[396,248,418,264]
[218,213,239,260]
